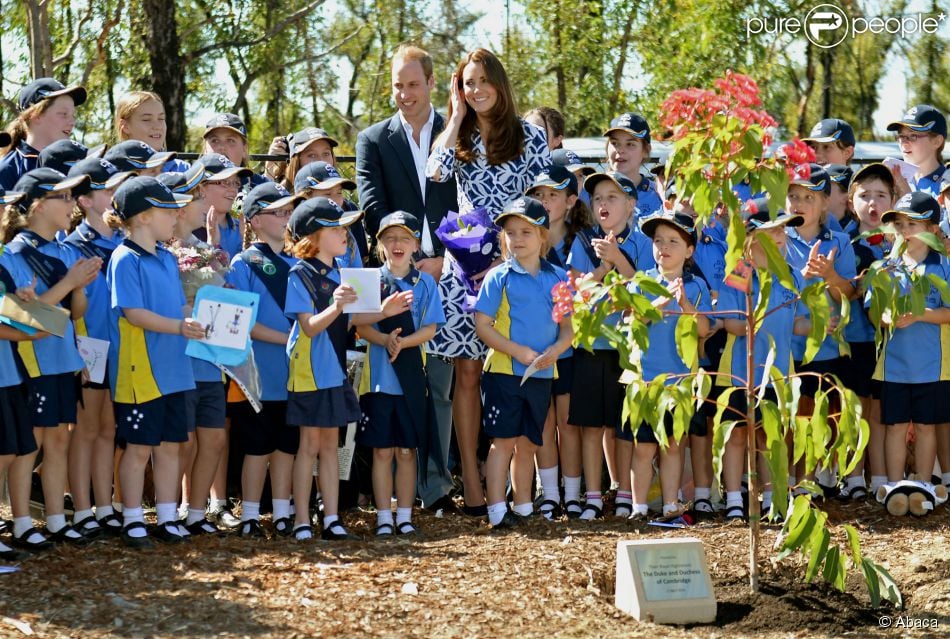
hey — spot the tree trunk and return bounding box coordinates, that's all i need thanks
[794,42,816,136]
[821,49,833,119]
[142,0,186,151]
[24,0,53,78]
[745,290,760,594]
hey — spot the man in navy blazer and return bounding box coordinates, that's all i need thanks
[356,45,459,513]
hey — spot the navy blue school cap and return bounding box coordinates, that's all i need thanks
[641,212,697,245]
[583,171,639,198]
[742,197,803,232]
[38,139,104,174]
[288,127,338,157]
[68,158,133,195]
[377,211,422,239]
[196,153,253,182]
[204,113,248,140]
[105,140,176,171]
[881,192,941,225]
[288,197,363,240]
[886,105,948,138]
[12,168,89,213]
[18,78,87,112]
[802,119,856,147]
[526,165,578,196]
[244,182,302,219]
[850,162,894,190]
[0,185,24,206]
[604,112,650,144]
[157,163,207,194]
[790,164,831,195]
[494,196,549,229]
[825,164,853,189]
[293,161,355,194]
[551,149,596,176]
[112,176,192,221]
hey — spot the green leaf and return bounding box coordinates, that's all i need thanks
[823,545,846,591]
[927,272,950,305]
[725,210,747,277]
[756,233,798,294]
[860,558,883,608]
[913,231,947,256]
[675,314,698,370]
[805,527,830,583]
[779,495,817,555]
[760,401,789,520]
[843,524,862,565]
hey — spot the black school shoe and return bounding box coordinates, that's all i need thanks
[11,527,53,552]
[320,520,358,541]
[239,520,267,539]
[151,522,188,544]
[47,524,93,546]
[186,517,224,536]
[490,511,521,531]
[0,545,31,561]
[425,494,460,514]
[120,522,155,550]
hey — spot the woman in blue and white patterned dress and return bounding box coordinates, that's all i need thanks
[427,48,551,513]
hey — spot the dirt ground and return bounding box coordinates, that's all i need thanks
[1,499,948,639]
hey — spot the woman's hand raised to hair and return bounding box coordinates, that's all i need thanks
[448,73,467,125]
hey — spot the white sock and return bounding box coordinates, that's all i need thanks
[762,490,773,510]
[941,472,950,486]
[633,503,648,516]
[294,524,312,540]
[95,505,114,520]
[579,492,603,521]
[156,502,177,525]
[538,466,559,502]
[73,509,95,526]
[487,502,507,526]
[870,475,888,492]
[694,487,711,501]
[615,490,633,507]
[396,507,412,525]
[0,540,14,553]
[242,501,260,522]
[123,507,147,538]
[376,509,394,527]
[14,516,45,543]
[662,502,681,516]
[846,476,865,490]
[323,514,339,528]
[186,508,205,526]
[726,491,743,508]
[46,513,67,533]
[563,475,581,504]
[512,502,533,517]
[272,499,291,521]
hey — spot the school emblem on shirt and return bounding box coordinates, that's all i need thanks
[320,281,331,292]
[262,262,277,275]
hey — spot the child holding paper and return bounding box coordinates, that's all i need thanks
[474,197,573,528]
[1,168,101,549]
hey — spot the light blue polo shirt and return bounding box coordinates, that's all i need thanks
[868,252,950,384]
[285,264,347,391]
[785,224,857,362]
[107,240,196,403]
[911,165,947,199]
[2,233,85,377]
[693,232,727,294]
[336,231,363,269]
[632,269,712,381]
[65,220,124,343]
[359,267,445,396]
[634,175,663,220]
[475,258,568,379]
[567,226,655,349]
[717,269,807,388]
[226,249,298,401]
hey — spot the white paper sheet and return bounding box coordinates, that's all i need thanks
[883,157,918,182]
[339,268,382,313]
[76,335,109,384]
[520,355,544,386]
[194,299,254,349]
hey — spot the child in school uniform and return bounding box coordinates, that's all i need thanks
[717,209,811,521]
[104,140,177,178]
[105,176,203,548]
[1,168,101,548]
[114,90,190,174]
[225,182,303,538]
[871,193,950,499]
[0,186,47,560]
[526,166,592,519]
[37,139,103,177]
[886,105,947,199]
[1,78,87,189]
[566,171,654,520]
[280,127,340,193]
[474,197,573,527]
[201,113,270,189]
[193,153,254,259]
[839,163,896,500]
[825,165,856,235]
[63,157,133,536]
[802,118,856,166]
[293,161,368,265]
[352,211,445,536]
[619,212,712,520]
[284,197,365,541]
[603,113,662,220]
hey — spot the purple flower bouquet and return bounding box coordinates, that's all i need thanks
[435,207,499,312]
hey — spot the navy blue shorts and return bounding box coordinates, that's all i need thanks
[841,342,880,399]
[230,400,298,456]
[27,372,79,427]
[794,357,842,398]
[115,391,189,446]
[551,355,575,396]
[287,385,361,428]
[568,349,624,429]
[82,362,110,391]
[482,372,552,446]
[880,381,946,426]
[724,387,778,427]
[357,393,418,449]
[185,381,227,430]
[0,383,37,456]
[618,413,675,444]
